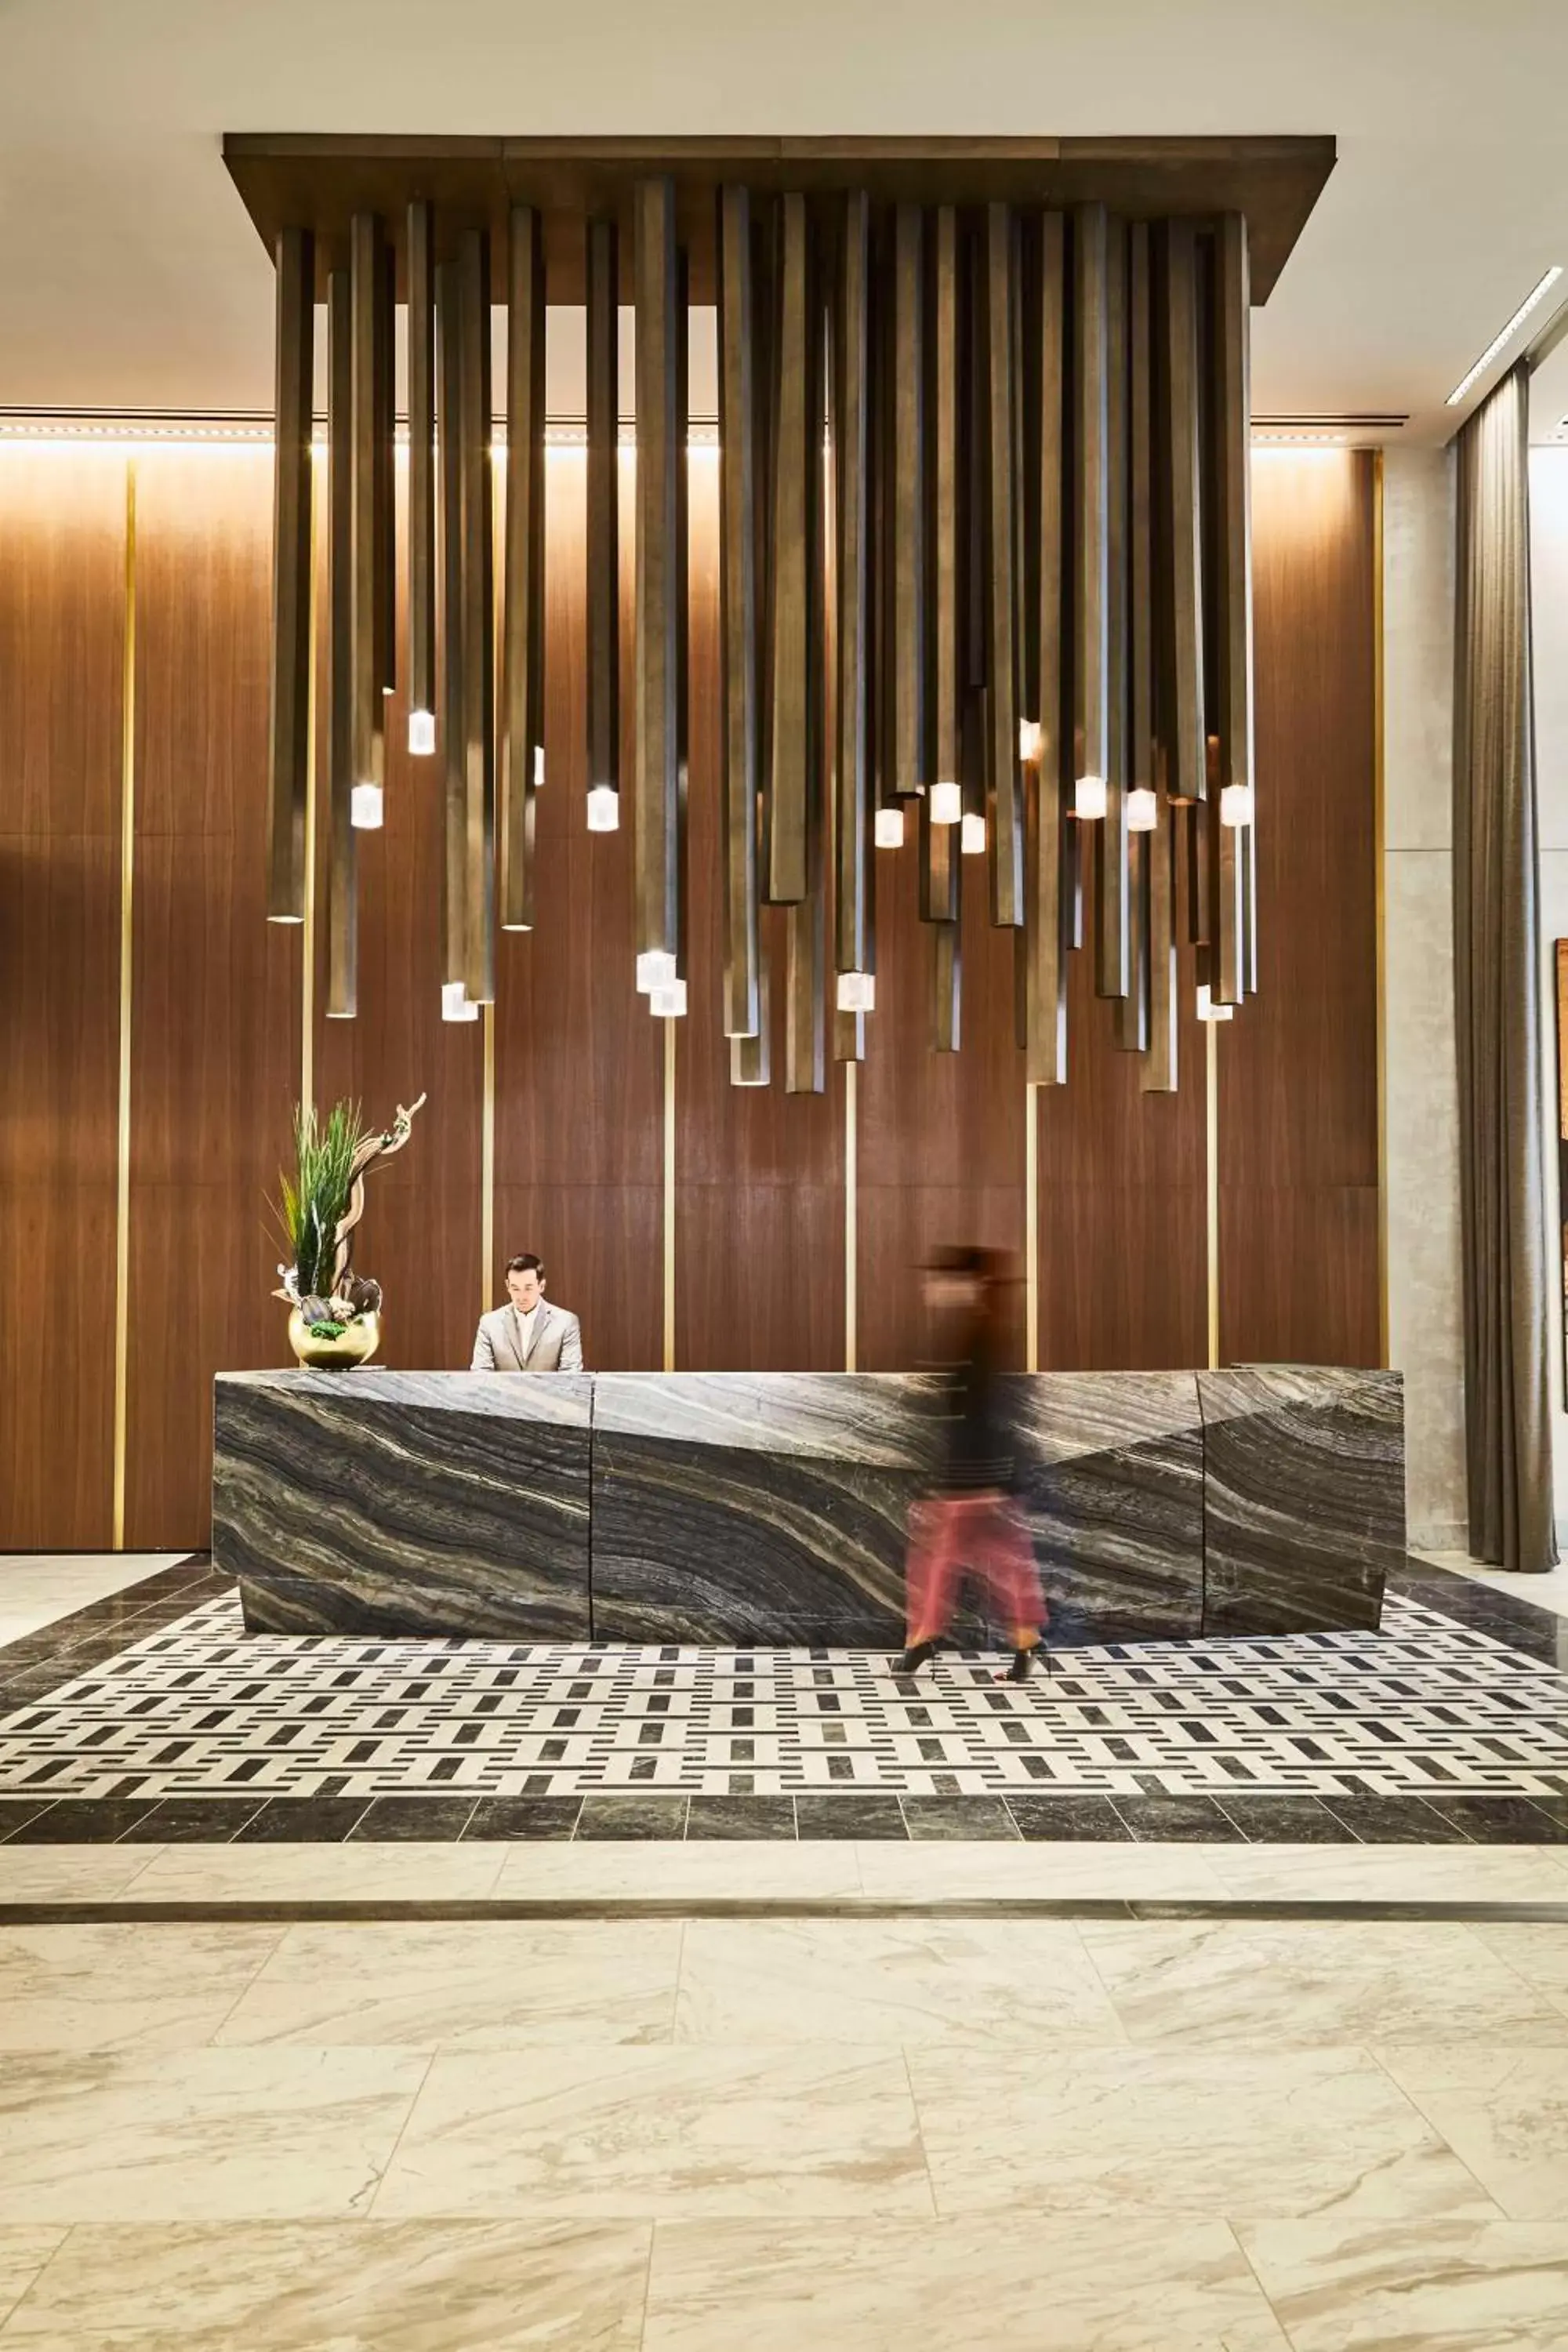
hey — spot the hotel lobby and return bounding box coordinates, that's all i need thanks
[5,2,1568,2343]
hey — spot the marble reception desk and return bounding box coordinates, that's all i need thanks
[212,1364,1404,1646]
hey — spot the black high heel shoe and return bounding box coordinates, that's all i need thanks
[895,1639,938,1676]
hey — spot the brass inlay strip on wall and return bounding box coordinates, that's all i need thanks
[481,1000,496,1327]
[300,448,319,1112]
[1372,448,1389,1367]
[111,459,138,1551]
[1025,1083,1040,1372]
[1205,1015,1221,1370]
[844,1061,858,1370]
[662,1018,677,1369]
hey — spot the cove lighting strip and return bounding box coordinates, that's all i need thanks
[0,409,721,448]
[1446,267,1563,408]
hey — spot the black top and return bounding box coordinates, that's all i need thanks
[935,1310,1014,1494]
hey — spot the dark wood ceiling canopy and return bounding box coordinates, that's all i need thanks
[224,135,1333,304]
[241,132,1334,1085]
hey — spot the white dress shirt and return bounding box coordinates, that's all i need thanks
[515,1302,539,1360]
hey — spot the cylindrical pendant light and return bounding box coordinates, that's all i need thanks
[267,224,314,924]
[586,214,620,833]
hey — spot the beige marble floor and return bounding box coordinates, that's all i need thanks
[0,1914,1561,2341]
[0,1555,187,1647]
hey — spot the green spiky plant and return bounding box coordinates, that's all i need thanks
[276,1101,365,1302]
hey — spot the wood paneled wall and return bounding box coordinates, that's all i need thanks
[0,439,1379,1551]
[1219,450,1381,1366]
[0,449,125,1548]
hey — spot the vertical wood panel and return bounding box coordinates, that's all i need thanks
[126,449,301,1546]
[494,451,661,1370]
[0,448,125,1549]
[1218,450,1378,1367]
[677,452,844,1365]
[858,839,1025,1369]
[315,459,485,1375]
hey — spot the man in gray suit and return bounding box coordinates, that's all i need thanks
[470,1253,585,1373]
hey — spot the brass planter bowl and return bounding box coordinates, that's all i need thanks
[287,1308,382,1369]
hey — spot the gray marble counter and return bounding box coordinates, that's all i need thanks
[212,1363,1404,1646]
[212,1370,592,1638]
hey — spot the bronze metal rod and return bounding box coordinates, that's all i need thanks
[501,201,546,932]
[586,214,620,808]
[889,201,927,800]
[348,212,386,808]
[765,191,816,906]
[983,201,1023,927]
[1212,210,1252,1004]
[325,267,358,1018]
[436,257,468,993]
[1073,202,1109,801]
[834,188,872,989]
[1096,215,1130,999]
[457,225,495,1003]
[927,205,961,811]
[406,199,436,734]
[1162,217,1207,808]
[267,223,313,924]
[717,185,761,1037]
[633,176,682,964]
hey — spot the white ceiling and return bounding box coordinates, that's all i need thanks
[2,0,1567,442]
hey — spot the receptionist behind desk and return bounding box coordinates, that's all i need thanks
[470,1253,585,1372]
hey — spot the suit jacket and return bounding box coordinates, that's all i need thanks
[470,1299,585,1373]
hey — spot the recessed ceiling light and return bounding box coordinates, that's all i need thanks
[1446,267,1564,408]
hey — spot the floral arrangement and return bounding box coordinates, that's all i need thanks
[270,1094,424,1361]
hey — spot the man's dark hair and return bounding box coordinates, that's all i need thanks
[506,1253,545,1279]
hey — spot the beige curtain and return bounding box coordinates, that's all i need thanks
[1454,362,1558,1571]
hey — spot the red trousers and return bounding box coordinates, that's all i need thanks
[904,1490,1046,1650]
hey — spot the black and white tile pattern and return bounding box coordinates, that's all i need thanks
[2,1573,1566,1813]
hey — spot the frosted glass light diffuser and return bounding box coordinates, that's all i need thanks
[1196,984,1234,1023]
[1126,786,1158,833]
[929,779,962,826]
[874,806,906,849]
[586,785,620,833]
[1220,782,1254,828]
[534,745,546,786]
[350,782,383,830]
[636,949,677,994]
[1074,774,1107,821]
[650,978,688,1018]
[441,980,479,1024]
[408,708,436,757]
[1018,717,1042,763]
[836,970,876,1012]
[960,811,986,855]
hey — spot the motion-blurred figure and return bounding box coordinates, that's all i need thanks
[898,1245,1046,1684]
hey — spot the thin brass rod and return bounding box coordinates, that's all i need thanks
[662,1017,677,1369]
[111,459,137,1551]
[1025,1081,1040,1371]
[1206,1014,1220,1369]
[844,1060,858,1370]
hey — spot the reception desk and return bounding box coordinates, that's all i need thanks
[212,1365,1404,1646]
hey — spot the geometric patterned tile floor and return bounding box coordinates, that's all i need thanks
[2,1556,1568,1844]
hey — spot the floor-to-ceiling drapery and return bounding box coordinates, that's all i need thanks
[1454,361,1558,1570]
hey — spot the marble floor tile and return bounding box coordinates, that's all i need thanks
[0,2048,430,2222]
[0,1555,187,1648]
[0,2219,651,2348]
[0,1846,162,1902]
[1078,1918,1568,2046]
[906,2042,1497,2221]
[0,1925,282,2053]
[642,2215,1291,2351]
[1203,1839,1568,1905]
[490,1837,863,1900]
[0,2232,66,2330]
[1473,1922,1568,2010]
[1377,2046,1568,2220]
[376,2045,932,2220]
[1236,2217,1568,2350]
[118,1840,509,1904]
[675,1918,1125,2047]
[216,1921,681,2047]
[852,1836,1229,1900]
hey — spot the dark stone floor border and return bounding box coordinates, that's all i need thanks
[2,1896,1568,1926]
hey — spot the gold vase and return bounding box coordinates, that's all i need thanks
[287,1308,382,1369]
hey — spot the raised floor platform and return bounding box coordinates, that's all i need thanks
[212,1366,1404,1645]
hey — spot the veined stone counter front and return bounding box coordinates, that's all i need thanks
[212,1367,1405,1645]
